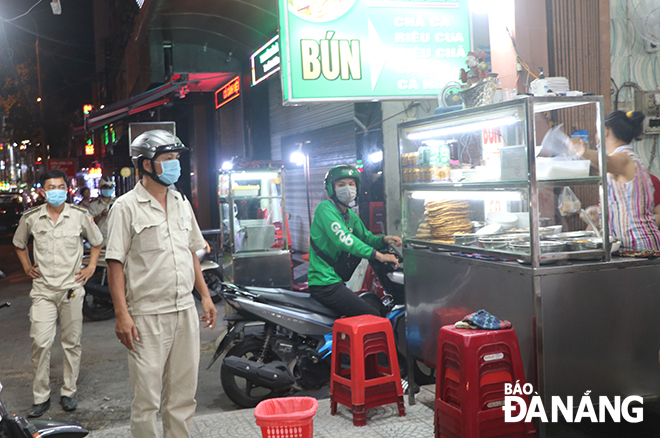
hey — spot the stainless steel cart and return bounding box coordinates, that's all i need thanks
[218,168,292,289]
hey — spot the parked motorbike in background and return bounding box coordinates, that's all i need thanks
[81,241,223,321]
[0,303,89,438]
[207,246,432,408]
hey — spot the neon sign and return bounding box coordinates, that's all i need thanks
[251,36,280,86]
[215,76,241,109]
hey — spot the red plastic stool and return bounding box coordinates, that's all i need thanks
[434,325,535,438]
[330,314,405,426]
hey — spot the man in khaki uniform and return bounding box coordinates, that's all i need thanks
[13,169,103,417]
[87,177,115,246]
[106,130,217,438]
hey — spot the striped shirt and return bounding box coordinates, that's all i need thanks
[607,145,660,251]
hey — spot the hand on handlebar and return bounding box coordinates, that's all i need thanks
[383,235,402,247]
[375,251,399,268]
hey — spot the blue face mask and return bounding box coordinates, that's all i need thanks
[101,188,114,198]
[157,159,181,185]
[46,189,67,207]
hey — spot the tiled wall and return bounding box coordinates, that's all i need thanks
[610,0,660,175]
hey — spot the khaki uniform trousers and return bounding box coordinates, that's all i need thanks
[128,306,200,438]
[29,286,85,404]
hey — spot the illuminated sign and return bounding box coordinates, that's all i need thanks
[278,0,471,104]
[88,167,102,177]
[47,159,77,179]
[215,76,241,109]
[251,36,280,86]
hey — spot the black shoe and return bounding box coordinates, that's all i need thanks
[60,396,77,412]
[401,379,421,395]
[27,399,50,417]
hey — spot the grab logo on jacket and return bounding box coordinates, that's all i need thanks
[331,222,353,246]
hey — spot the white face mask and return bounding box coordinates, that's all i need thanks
[335,185,357,206]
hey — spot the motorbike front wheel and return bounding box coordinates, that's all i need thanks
[192,268,223,304]
[82,274,115,321]
[220,336,289,408]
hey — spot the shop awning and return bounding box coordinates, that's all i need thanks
[73,79,185,135]
[73,73,234,135]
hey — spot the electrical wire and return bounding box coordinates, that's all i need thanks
[0,21,16,74]
[506,26,539,81]
[309,103,418,158]
[614,81,642,111]
[610,77,619,97]
[6,20,96,52]
[11,36,97,67]
[0,0,44,22]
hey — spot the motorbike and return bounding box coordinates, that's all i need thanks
[81,244,223,321]
[0,303,89,438]
[207,246,433,408]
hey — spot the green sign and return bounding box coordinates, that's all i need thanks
[279,0,471,104]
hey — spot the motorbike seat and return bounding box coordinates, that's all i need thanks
[244,287,342,318]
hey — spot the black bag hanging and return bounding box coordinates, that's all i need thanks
[310,238,362,282]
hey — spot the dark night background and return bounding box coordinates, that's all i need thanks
[0,0,94,156]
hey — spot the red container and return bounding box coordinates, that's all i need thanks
[254,397,319,438]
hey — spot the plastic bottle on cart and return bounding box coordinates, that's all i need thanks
[439,143,451,181]
[417,145,427,167]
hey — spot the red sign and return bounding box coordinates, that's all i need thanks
[215,76,241,109]
[47,159,77,180]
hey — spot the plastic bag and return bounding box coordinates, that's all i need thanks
[542,125,573,158]
[558,186,581,216]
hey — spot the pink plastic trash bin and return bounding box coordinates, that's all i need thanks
[254,396,319,438]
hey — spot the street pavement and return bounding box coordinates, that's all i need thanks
[88,387,438,438]
[3,239,660,437]
[0,235,237,432]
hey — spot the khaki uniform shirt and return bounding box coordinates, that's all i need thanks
[13,203,103,292]
[87,196,115,245]
[105,181,206,315]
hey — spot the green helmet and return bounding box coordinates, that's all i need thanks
[324,165,360,198]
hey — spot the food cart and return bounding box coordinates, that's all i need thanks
[398,96,660,410]
[218,168,292,289]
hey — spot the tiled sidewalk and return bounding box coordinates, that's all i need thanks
[88,386,436,438]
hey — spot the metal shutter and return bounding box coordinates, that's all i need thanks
[269,78,357,252]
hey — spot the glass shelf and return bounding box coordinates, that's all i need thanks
[398,95,609,267]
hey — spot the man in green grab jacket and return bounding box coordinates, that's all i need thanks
[308,164,401,317]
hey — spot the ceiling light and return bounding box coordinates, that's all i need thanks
[51,0,62,15]
[407,116,520,140]
[369,150,383,163]
[290,144,306,166]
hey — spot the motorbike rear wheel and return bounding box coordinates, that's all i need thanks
[192,268,223,304]
[220,336,289,408]
[82,274,115,321]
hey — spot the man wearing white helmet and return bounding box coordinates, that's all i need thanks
[87,177,115,246]
[106,129,217,438]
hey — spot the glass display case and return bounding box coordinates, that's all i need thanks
[398,96,610,267]
[218,168,292,288]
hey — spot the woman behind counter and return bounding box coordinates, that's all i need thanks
[573,110,660,251]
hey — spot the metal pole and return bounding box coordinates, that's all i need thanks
[29,17,42,120]
[305,153,312,228]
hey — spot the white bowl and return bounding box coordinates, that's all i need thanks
[486,211,518,230]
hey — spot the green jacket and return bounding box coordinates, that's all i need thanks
[308,200,385,286]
